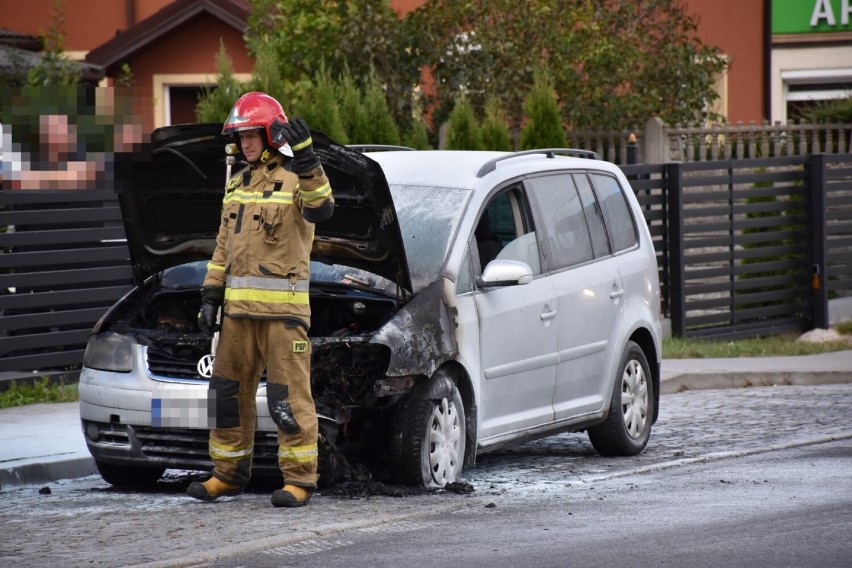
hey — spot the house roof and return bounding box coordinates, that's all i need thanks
[85,0,250,72]
[0,27,43,51]
[0,27,104,83]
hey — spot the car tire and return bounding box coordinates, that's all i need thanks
[588,341,654,456]
[389,381,466,488]
[95,460,166,488]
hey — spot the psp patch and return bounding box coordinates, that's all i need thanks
[292,340,308,353]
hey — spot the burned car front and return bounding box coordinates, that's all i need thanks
[79,124,468,488]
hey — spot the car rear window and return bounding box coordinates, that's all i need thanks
[590,173,637,253]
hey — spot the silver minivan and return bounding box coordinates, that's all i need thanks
[80,126,662,489]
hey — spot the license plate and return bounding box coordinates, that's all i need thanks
[151,392,214,428]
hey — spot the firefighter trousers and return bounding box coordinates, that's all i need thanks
[207,316,318,489]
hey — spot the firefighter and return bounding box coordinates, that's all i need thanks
[187,92,334,507]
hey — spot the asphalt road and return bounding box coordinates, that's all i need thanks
[1,384,851,567]
[211,439,852,568]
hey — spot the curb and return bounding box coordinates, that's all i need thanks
[0,456,96,491]
[660,370,852,394]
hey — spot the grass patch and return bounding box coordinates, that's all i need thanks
[663,332,851,359]
[836,321,852,335]
[0,377,79,409]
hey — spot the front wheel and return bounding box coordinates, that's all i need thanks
[389,381,466,488]
[588,341,654,456]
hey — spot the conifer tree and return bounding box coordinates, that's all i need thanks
[298,64,348,143]
[339,68,370,144]
[244,47,288,105]
[403,114,432,149]
[481,96,512,151]
[445,95,482,150]
[362,69,401,145]
[519,67,565,150]
[195,41,244,123]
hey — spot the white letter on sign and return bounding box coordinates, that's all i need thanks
[811,0,836,26]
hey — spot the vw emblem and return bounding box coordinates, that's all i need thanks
[197,354,215,378]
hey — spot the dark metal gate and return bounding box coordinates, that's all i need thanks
[0,190,132,383]
[624,153,852,339]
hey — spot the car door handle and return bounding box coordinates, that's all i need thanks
[610,288,625,299]
[540,309,557,320]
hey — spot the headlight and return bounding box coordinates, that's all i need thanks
[83,332,133,372]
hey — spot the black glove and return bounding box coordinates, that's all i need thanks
[198,286,224,337]
[198,301,220,337]
[280,118,320,173]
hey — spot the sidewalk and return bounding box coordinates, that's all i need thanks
[0,402,95,489]
[660,349,852,394]
[2,350,851,490]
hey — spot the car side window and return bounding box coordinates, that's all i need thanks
[589,173,637,253]
[476,188,541,276]
[525,174,593,270]
[457,245,473,293]
[573,173,610,258]
[475,206,505,270]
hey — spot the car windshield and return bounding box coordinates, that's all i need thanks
[389,184,471,292]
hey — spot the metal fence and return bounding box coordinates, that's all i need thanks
[1,153,851,386]
[623,152,852,338]
[0,190,132,384]
[567,119,852,165]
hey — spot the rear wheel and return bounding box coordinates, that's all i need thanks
[95,460,165,488]
[389,382,466,488]
[588,341,653,456]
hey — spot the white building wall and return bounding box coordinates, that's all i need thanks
[770,44,852,122]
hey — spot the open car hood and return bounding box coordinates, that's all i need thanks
[118,123,411,293]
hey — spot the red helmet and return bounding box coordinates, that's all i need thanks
[222,92,288,149]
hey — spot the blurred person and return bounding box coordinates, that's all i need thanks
[1,113,100,190]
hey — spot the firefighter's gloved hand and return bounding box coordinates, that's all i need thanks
[198,301,220,337]
[280,118,320,173]
[198,286,224,337]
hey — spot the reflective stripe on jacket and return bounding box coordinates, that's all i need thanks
[203,153,333,323]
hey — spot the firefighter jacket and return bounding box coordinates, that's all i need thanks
[202,152,334,327]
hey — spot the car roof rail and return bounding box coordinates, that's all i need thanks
[476,148,601,178]
[347,144,416,152]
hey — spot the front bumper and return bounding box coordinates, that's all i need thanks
[79,343,279,474]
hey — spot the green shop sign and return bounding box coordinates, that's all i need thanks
[773,0,852,33]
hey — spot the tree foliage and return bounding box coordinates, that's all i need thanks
[481,96,512,151]
[361,68,401,145]
[445,95,482,150]
[245,0,420,129]
[407,0,726,130]
[195,41,244,123]
[520,67,565,150]
[338,68,371,144]
[403,114,432,149]
[798,96,852,124]
[200,0,728,145]
[298,64,348,143]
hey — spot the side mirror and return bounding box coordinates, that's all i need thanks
[476,259,533,288]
